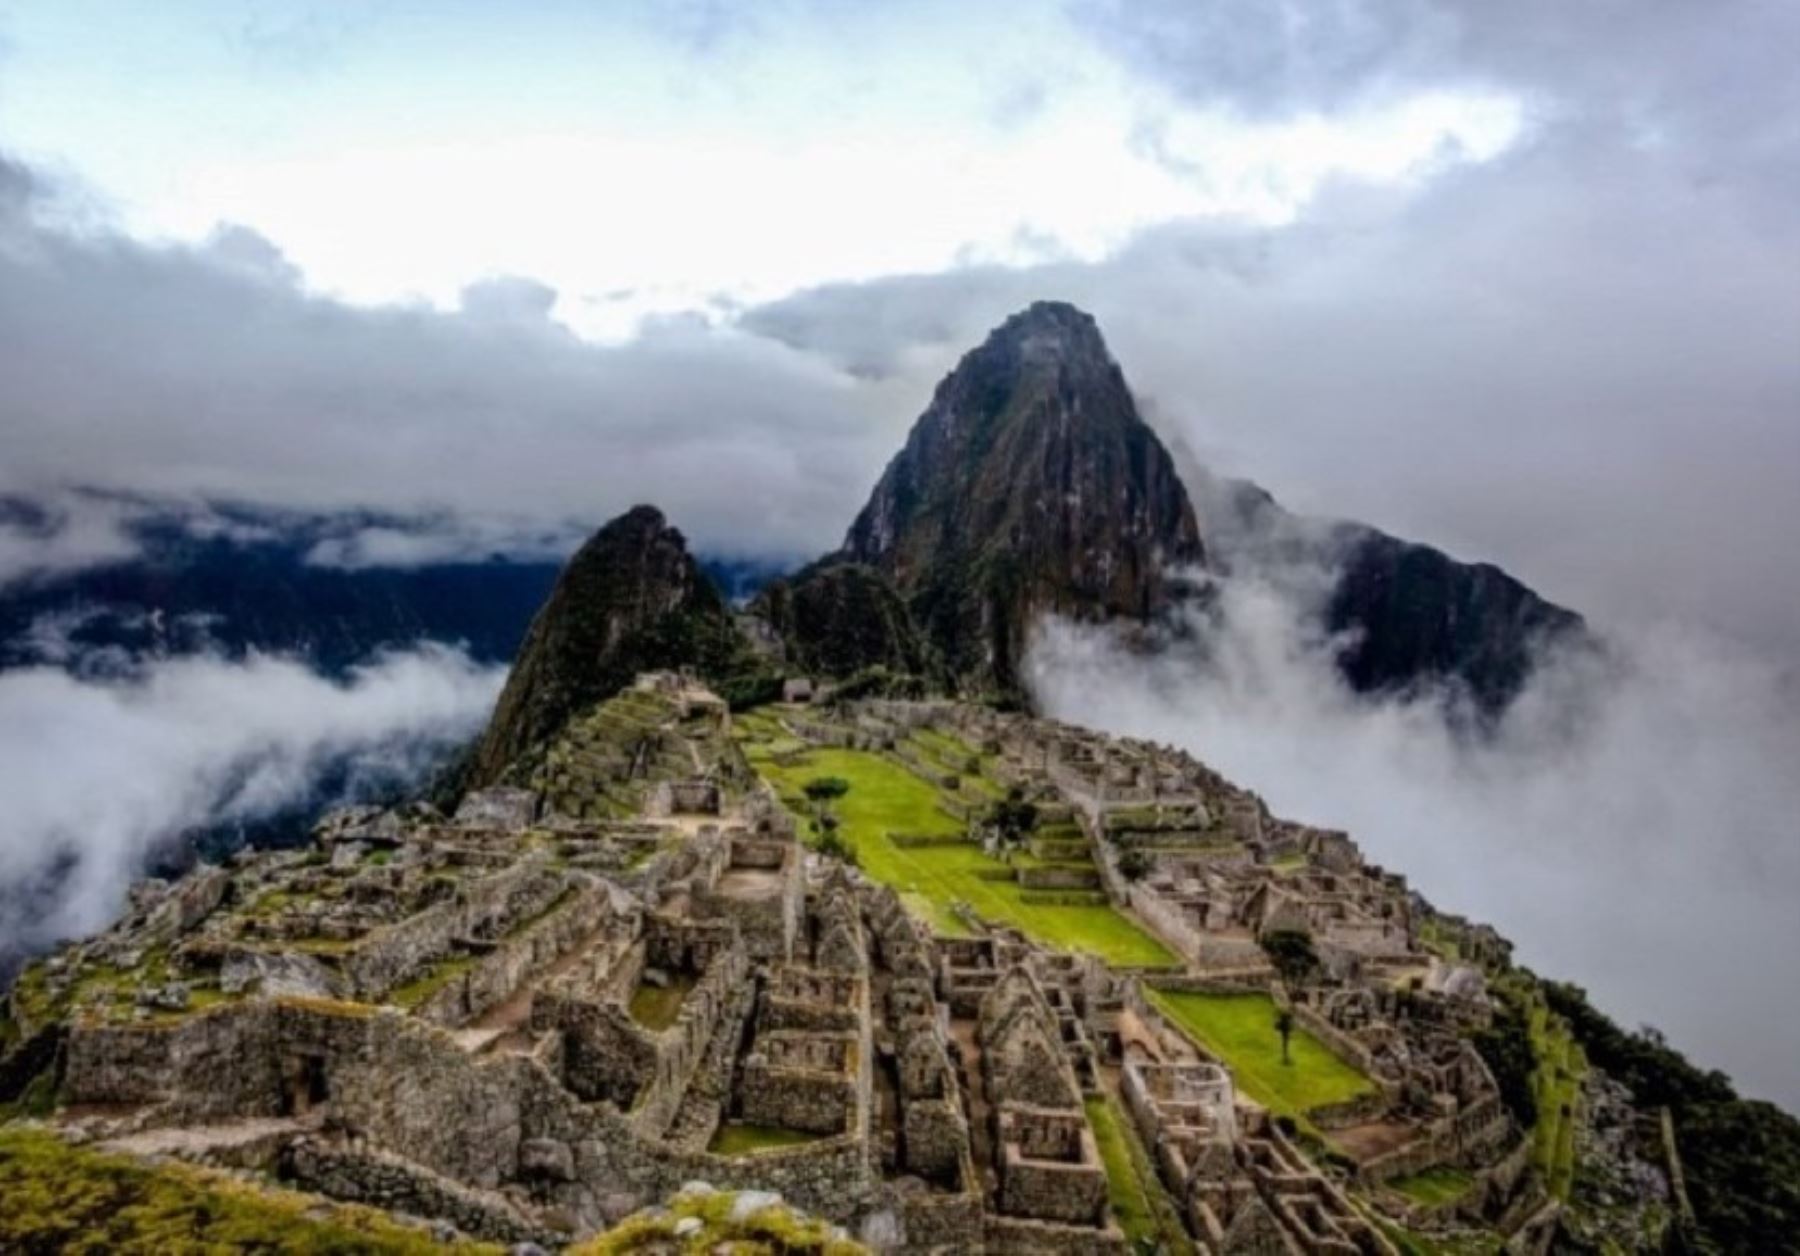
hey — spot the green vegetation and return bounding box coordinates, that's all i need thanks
[1525,993,1584,1199]
[1150,989,1374,1120]
[707,1123,823,1156]
[1468,997,1537,1129]
[742,737,1174,966]
[387,954,477,1011]
[1389,1166,1475,1208]
[1086,1094,1194,1254]
[628,976,694,1031]
[803,776,851,802]
[1541,980,1800,1252]
[0,1127,501,1253]
[569,1186,865,1254]
[1260,929,1320,989]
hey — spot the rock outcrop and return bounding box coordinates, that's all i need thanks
[840,301,1205,695]
[1192,469,1588,715]
[465,505,743,787]
[749,562,936,683]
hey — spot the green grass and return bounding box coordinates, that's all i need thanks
[1150,990,1374,1119]
[386,954,477,1010]
[1526,998,1585,1198]
[0,1127,501,1253]
[1390,1166,1475,1207]
[707,1123,823,1156]
[1086,1095,1194,1253]
[744,741,1174,966]
[628,976,694,1031]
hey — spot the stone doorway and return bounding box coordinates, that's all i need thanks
[280,1053,329,1116]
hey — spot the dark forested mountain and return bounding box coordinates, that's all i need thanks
[463,506,758,789]
[0,501,562,675]
[0,497,792,680]
[1192,471,1588,715]
[2,305,1585,722]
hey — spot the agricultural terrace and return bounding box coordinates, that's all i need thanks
[1086,1094,1195,1254]
[1150,989,1374,1120]
[736,708,1176,967]
[1526,994,1585,1199]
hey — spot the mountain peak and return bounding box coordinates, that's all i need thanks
[987,298,1110,354]
[464,503,742,786]
[841,303,1204,696]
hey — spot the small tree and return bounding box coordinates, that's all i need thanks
[803,777,850,803]
[1260,929,1319,991]
[815,813,859,868]
[1117,848,1152,882]
[986,786,1039,852]
[1274,1008,1296,1066]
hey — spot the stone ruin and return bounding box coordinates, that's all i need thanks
[0,677,1579,1252]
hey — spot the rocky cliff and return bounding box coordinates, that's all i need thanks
[1192,470,1587,715]
[464,505,744,786]
[840,301,1205,695]
[748,561,938,683]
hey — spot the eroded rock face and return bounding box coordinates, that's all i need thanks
[839,301,1205,695]
[465,506,744,787]
[749,562,936,683]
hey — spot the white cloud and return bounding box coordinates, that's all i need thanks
[0,490,142,587]
[0,645,504,950]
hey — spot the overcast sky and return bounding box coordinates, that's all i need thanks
[1,0,1797,1101]
[1,0,1794,658]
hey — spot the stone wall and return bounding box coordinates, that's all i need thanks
[413,883,605,1027]
[739,1031,860,1135]
[343,860,566,999]
[285,1136,555,1246]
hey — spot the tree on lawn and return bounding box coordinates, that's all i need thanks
[1274,1008,1296,1066]
[985,786,1039,858]
[803,777,850,803]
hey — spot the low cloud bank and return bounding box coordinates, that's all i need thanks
[1027,579,1800,1112]
[0,645,504,955]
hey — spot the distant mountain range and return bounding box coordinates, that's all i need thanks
[1,302,1585,724]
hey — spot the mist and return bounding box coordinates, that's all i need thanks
[1027,577,1800,1111]
[0,644,504,956]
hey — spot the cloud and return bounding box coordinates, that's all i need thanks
[0,490,144,586]
[0,164,889,563]
[742,113,1800,660]
[0,644,504,953]
[1026,573,1800,1111]
[299,514,589,570]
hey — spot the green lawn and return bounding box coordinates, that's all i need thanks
[628,976,694,1031]
[1150,990,1374,1119]
[1389,1166,1475,1208]
[708,1123,822,1156]
[745,739,1174,967]
[1085,1095,1194,1254]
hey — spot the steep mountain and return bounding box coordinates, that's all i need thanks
[748,561,937,683]
[1193,470,1587,714]
[464,505,749,787]
[840,301,1205,694]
